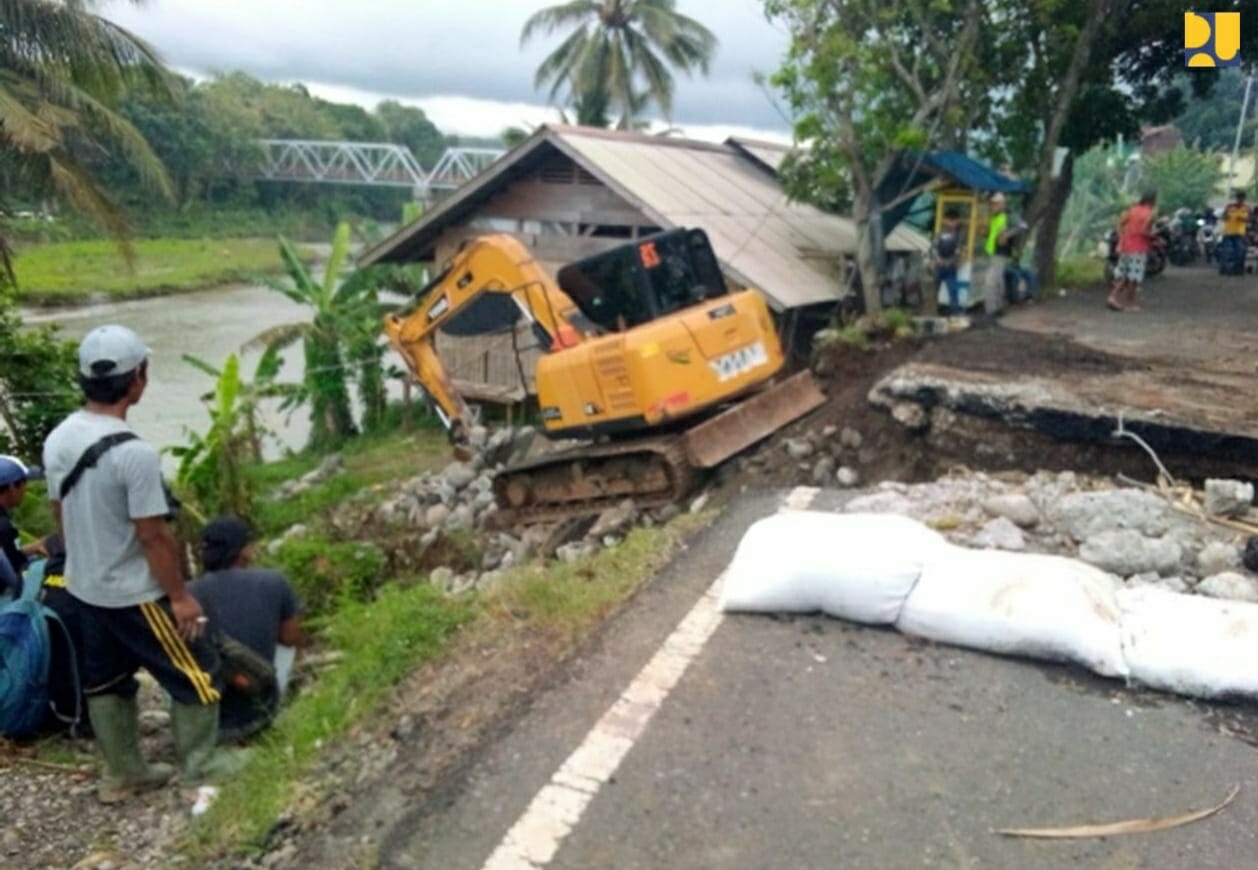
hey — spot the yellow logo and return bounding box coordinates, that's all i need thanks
[1185,12,1241,67]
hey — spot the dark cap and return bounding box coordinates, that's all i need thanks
[201,516,252,572]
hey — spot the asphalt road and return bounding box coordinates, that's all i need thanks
[380,489,1258,870]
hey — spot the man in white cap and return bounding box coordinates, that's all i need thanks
[42,325,225,803]
[0,455,46,598]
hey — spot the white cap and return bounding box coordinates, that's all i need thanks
[78,324,150,378]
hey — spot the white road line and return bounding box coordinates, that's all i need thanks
[481,487,819,870]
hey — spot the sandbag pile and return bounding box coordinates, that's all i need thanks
[720,511,1258,701]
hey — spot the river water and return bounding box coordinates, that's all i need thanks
[24,284,316,462]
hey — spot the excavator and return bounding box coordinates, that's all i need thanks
[383,227,825,525]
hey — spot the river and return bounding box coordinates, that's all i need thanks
[25,283,318,462]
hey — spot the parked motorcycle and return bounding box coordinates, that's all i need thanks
[1198,221,1218,264]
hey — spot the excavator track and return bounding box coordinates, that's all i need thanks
[491,371,825,526]
[492,436,697,527]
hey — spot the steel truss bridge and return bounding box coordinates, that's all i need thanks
[254,140,505,199]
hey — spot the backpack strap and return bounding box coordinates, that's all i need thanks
[58,432,138,501]
[40,606,81,729]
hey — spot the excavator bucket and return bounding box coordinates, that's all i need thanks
[681,371,826,469]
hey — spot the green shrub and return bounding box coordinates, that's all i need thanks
[264,535,387,619]
[1056,257,1104,290]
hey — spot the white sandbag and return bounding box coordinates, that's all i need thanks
[718,512,945,624]
[1118,586,1258,699]
[896,546,1129,677]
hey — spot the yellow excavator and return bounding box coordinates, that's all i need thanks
[383,227,824,524]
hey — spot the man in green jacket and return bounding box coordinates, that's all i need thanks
[983,193,1014,316]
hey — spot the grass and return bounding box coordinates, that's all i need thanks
[248,429,449,537]
[183,510,714,861]
[1055,256,1105,290]
[485,512,713,647]
[183,583,473,859]
[11,238,309,305]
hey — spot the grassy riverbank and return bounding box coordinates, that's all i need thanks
[12,238,306,306]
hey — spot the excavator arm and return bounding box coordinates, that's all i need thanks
[383,234,585,445]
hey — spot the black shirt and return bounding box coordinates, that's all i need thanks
[189,568,300,662]
[0,510,26,594]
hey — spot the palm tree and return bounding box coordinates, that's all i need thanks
[0,0,173,268]
[521,0,718,130]
[248,223,394,450]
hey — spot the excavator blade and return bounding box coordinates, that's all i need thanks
[680,370,826,469]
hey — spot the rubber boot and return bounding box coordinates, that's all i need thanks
[171,702,249,784]
[87,694,174,804]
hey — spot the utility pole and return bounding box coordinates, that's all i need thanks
[1228,74,1255,191]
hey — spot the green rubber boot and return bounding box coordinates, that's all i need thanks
[172,702,248,784]
[87,694,175,804]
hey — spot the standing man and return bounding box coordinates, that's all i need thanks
[983,193,1014,316]
[932,209,963,317]
[1108,191,1157,313]
[43,325,224,803]
[1220,189,1250,276]
[0,456,46,598]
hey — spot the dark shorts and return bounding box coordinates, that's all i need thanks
[77,596,222,706]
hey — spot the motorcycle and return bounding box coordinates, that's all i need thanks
[1197,221,1218,264]
[1104,226,1167,282]
[1167,222,1199,266]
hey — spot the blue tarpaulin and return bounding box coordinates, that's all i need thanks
[879,151,1029,234]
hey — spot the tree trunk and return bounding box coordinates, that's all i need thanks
[1023,0,1109,230]
[1033,151,1076,290]
[852,191,886,315]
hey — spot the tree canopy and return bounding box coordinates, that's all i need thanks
[522,0,718,129]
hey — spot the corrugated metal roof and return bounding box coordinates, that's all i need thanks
[725,136,791,174]
[361,125,929,311]
[550,127,928,309]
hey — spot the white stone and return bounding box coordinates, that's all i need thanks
[445,505,475,532]
[839,427,864,450]
[1204,479,1254,518]
[424,504,451,529]
[1197,541,1243,577]
[430,566,455,590]
[844,491,911,515]
[812,456,836,485]
[891,402,929,431]
[443,462,478,491]
[1077,530,1182,576]
[784,438,814,460]
[1048,489,1171,540]
[821,424,839,439]
[1197,571,1258,603]
[981,494,1041,528]
[689,493,711,514]
[557,542,596,564]
[590,499,638,539]
[836,467,861,488]
[971,517,1026,551]
[468,425,489,449]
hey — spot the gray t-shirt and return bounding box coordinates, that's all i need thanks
[189,569,300,662]
[43,411,169,608]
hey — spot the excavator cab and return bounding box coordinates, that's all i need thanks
[557,229,728,333]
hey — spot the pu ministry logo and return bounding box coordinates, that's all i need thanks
[1185,12,1240,67]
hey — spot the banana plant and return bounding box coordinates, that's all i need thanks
[248,221,396,449]
[171,348,291,518]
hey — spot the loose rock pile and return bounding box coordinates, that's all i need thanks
[839,471,1258,603]
[325,425,687,594]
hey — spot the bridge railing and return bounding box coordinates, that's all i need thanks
[254,140,506,197]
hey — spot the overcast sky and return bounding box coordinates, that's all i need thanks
[102,0,795,143]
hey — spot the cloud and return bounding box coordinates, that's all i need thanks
[104,0,793,135]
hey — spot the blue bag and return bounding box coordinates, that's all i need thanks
[0,565,80,738]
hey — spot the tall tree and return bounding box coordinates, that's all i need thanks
[767,0,983,314]
[521,0,718,129]
[0,0,173,261]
